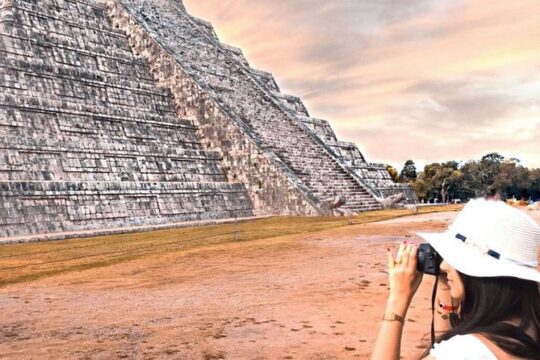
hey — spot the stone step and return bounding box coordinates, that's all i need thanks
[13,1,127,38]
[0,55,160,91]
[3,24,143,64]
[100,0,382,215]
[0,142,222,159]
[0,119,202,152]
[0,180,253,238]
[1,71,177,115]
[0,0,258,241]
[0,93,187,128]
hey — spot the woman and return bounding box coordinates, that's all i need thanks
[371,198,540,359]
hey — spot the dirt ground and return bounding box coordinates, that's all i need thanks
[1,210,539,360]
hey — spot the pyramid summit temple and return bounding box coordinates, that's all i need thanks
[0,0,416,242]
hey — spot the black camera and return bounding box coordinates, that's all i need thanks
[417,243,442,275]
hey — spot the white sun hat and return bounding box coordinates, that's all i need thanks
[418,198,540,282]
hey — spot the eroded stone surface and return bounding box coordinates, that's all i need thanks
[114,0,384,213]
[118,0,414,204]
[0,0,416,241]
[0,0,254,239]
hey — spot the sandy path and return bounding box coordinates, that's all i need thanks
[1,210,538,360]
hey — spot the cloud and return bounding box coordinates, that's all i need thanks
[403,77,532,127]
[183,0,540,169]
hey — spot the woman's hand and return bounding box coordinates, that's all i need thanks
[371,242,423,360]
[387,242,423,306]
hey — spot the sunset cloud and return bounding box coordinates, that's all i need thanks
[183,0,540,170]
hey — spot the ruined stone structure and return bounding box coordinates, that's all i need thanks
[0,0,415,242]
[299,118,417,201]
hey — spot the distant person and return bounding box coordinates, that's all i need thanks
[484,186,502,201]
[371,198,540,359]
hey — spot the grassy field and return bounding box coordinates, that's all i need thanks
[0,205,461,287]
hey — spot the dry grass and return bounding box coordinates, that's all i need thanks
[0,205,460,287]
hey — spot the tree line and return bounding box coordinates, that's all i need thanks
[387,153,540,203]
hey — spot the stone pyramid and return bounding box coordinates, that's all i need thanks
[0,0,415,242]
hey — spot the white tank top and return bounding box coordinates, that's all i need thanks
[430,334,497,359]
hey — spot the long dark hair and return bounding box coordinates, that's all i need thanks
[424,274,540,359]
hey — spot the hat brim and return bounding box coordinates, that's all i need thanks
[417,232,540,283]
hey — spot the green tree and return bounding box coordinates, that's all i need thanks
[412,178,428,201]
[414,162,459,202]
[399,160,417,183]
[410,153,540,202]
[478,152,505,191]
[386,164,400,183]
[444,169,465,202]
[530,169,540,201]
[459,161,482,199]
[493,161,530,200]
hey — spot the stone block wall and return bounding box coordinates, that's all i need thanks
[0,0,420,241]
[215,25,417,204]
[245,70,417,203]
[103,0,322,217]
[0,0,254,240]
[113,0,382,213]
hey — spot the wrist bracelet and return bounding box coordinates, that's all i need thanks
[438,302,458,312]
[382,312,404,324]
[435,309,449,320]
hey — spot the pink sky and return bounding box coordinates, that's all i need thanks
[183,0,540,170]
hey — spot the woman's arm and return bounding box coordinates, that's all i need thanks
[370,294,412,360]
[371,242,423,360]
[434,276,455,334]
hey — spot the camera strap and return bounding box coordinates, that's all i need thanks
[430,275,439,348]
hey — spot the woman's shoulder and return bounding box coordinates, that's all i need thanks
[429,334,498,360]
